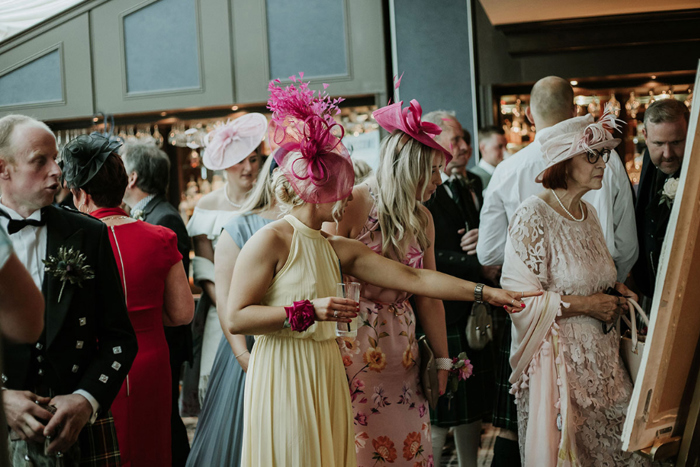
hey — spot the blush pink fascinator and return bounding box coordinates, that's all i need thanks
[203,113,268,170]
[267,73,354,204]
[372,99,452,164]
[536,103,623,182]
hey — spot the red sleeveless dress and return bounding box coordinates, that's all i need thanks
[92,207,182,466]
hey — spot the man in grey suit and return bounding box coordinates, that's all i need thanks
[122,143,192,467]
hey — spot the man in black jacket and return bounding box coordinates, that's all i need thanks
[0,114,137,464]
[632,99,689,300]
[122,143,192,466]
[422,111,499,464]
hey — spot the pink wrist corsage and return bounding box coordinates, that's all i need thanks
[284,300,316,332]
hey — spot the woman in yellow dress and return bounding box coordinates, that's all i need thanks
[227,75,538,467]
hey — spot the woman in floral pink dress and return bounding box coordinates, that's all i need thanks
[328,99,455,467]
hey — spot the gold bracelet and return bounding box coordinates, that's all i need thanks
[235,350,249,359]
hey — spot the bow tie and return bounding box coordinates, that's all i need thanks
[0,209,46,235]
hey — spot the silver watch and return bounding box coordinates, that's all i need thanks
[474,283,485,303]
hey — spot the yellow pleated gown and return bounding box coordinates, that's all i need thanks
[241,215,357,467]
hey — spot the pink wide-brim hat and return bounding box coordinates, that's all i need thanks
[536,107,622,183]
[372,99,452,165]
[203,113,268,170]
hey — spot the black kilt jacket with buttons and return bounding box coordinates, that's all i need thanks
[632,149,678,299]
[3,205,137,412]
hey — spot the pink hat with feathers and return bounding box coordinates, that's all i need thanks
[536,104,622,182]
[203,113,267,170]
[267,73,354,204]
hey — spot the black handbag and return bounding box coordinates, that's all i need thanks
[466,301,493,350]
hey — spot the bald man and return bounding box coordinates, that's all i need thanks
[476,76,638,466]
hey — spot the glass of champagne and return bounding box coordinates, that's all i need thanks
[336,282,361,338]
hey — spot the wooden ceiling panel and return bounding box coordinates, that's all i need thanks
[479,0,699,25]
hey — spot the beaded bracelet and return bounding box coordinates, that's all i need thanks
[436,357,452,371]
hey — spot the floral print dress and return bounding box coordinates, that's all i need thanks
[339,189,433,467]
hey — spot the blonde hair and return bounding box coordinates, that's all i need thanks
[238,155,276,214]
[273,162,346,223]
[352,159,372,185]
[375,131,437,258]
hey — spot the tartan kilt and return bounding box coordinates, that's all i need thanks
[418,316,495,428]
[491,316,518,432]
[78,411,121,467]
[9,412,120,467]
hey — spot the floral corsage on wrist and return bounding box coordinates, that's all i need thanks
[43,246,95,302]
[284,300,316,332]
[437,352,473,402]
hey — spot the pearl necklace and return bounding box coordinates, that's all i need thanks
[223,183,242,208]
[550,189,585,222]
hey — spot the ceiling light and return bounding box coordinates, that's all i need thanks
[231,105,239,111]
[570,80,578,86]
[651,75,657,80]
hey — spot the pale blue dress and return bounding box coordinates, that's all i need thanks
[186,214,273,467]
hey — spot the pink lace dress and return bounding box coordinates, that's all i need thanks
[338,190,434,467]
[509,196,649,466]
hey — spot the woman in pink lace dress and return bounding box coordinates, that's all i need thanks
[502,108,650,466]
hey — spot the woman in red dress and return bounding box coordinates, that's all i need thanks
[61,134,194,466]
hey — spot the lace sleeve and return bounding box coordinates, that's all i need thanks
[508,199,549,278]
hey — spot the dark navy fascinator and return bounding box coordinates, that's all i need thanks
[60,133,122,188]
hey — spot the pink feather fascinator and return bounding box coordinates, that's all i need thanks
[372,99,452,164]
[203,113,268,170]
[267,73,354,204]
[536,104,623,182]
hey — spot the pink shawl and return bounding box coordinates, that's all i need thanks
[501,238,578,466]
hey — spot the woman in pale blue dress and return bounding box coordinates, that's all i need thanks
[186,157,280,467]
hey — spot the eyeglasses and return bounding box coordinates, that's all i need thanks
[585,148,611,164]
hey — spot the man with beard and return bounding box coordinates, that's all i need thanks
[632,98,689,299]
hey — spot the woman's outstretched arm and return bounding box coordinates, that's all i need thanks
[330,235,541,313]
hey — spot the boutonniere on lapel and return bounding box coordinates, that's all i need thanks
[659,177,680,209]
[131,209,145,221]
[43,246,95,302]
